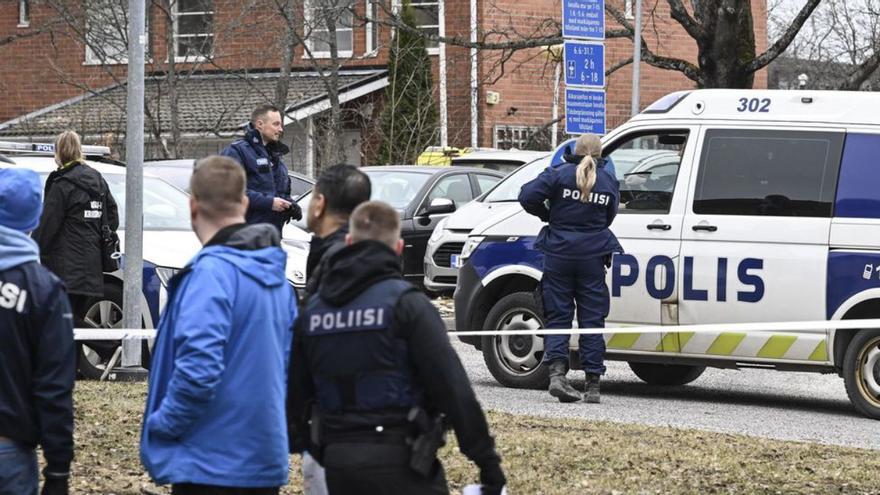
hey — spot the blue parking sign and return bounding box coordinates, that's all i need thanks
[562,0,605,40]
[563,40,605,88]
[565,89,606,135]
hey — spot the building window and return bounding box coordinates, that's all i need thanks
[494,125,539,150]
[173,0,214,61]
[18,0,29,27]
[410,0,440,52]
[305,0,354,58]
[365,0,379,55]
[625,0,634,19]
[85,0,143,65]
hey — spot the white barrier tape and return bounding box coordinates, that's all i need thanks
[452,318,880,337]
[75,318,880,341]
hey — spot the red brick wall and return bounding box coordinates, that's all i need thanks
[1,0,769,148]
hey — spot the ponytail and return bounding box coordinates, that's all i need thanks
[575,155,597,202]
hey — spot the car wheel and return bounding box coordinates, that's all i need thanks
[76,284,124,380]
[481,292,550,390]
[628,362,706,386]
[843,329,880,419]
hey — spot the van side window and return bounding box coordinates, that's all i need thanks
[835,133,880,219]
[694,129,844,218]
[606,131,689,214]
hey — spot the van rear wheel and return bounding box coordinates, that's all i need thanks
[843,329,880,420]
[629,362,706,386]
[481,292,549,390]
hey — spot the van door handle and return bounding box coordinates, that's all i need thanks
[692,225,718,232]
[647,223,672,231]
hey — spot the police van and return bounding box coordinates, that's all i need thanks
[452,90,880,419]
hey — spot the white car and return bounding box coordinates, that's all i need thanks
[0,142,308,378]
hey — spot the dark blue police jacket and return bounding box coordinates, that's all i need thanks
[221,124,293,231]
[301,278,425,415]
[518,159,623,260]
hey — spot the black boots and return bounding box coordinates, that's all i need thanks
[584,373,601,403]
[547,360,581,403]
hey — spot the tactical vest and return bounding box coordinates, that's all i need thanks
[301,278,425,414]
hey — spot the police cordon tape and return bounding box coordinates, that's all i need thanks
[73,318,880,341]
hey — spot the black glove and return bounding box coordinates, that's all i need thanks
[285,201,303,222]
[41,474,69,495]
[479,463,506,495]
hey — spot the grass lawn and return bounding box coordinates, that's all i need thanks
[69,382,878,494]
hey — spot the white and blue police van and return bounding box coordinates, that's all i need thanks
[452,90,880,419]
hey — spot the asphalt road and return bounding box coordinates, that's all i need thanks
[450,340,880,451]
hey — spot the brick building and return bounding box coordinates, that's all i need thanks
[0,0,767,173]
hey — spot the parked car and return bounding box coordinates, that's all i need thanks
[293,166,504,287]
[145,158,315,198]
[450,149,549,175]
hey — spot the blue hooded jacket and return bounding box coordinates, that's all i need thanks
[140,224,296,487]
[519,157,623,260]
[221,124,293,231]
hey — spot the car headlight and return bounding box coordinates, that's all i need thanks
[155,267,180,288]
[429,216,450,243]
[459,236,485,261]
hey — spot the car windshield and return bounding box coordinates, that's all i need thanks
[365,171,432,209]
[144,166,193,192]
[38,172,191,231]
[483,158,548,202]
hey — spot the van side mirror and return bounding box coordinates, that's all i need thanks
[422,197,456,216]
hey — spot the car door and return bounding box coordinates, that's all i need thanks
[601,126,697,353]
[405,173,475,280]
[675,126,844,362]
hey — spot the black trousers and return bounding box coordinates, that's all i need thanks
[323,443,449,495]
[171,484,280,495]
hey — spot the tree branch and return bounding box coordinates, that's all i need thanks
[745,0,823,73]
[666,0,706,41]
[0,27,51,47]
[839,47,880,90]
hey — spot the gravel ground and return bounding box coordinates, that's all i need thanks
[452,340,880,451]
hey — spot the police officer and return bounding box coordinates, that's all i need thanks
[288,201,506,495]
[0,169,75,495]
[518,134,622,403]
[222,104,301,233]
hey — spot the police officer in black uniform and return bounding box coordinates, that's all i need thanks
[518,134,622,403]
[288,201,506,495]
[0,169,75,495]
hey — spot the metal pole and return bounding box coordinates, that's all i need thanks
[122,0,146,366]
[469,0,478,147]
[438,0,448,147]
[551,62,560,149]
[631,0,643,117]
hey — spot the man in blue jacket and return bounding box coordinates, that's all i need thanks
[0,168,75,495]
[141,157,297,495]
[222,104,301,233]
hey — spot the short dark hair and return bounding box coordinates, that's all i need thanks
[191,156,246,220]
[251,104,281,125]
[314,164,371,217]
[349,201,400,249]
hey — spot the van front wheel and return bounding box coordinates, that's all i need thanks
[481,292,550,390]
[843,329,880,420]
[629,362,706,386]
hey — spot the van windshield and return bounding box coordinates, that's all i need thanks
[483,158,547,202]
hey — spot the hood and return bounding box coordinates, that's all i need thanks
[55,162,104,196]
[117,230,203,270]
[0,225,39,271]
[445,201,521,231]
[468,202,528,237]
[192,224,288,288]
[319,240,402,306]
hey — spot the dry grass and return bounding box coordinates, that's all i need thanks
[68,382,879,494]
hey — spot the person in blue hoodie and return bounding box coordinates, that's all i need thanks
[519,134,623,404]
[140,157,297,495]
[221,104,301,233]
[0,168,75,495]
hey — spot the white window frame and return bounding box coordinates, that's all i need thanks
[172,0,214,63]
[409,0,441,56]
[625,0,634,19]
[18,0,29,28]
[84,1,142,65]
[365,0,379,56]
[304,0,354,60]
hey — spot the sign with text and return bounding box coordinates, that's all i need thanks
[565,88,606,135]
[563,40,605,88]
[562,0,605,40]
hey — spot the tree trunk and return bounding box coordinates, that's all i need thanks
[695,0,757,88]
[274,0,296,110]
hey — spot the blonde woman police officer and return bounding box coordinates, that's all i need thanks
[518,134,622,403]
